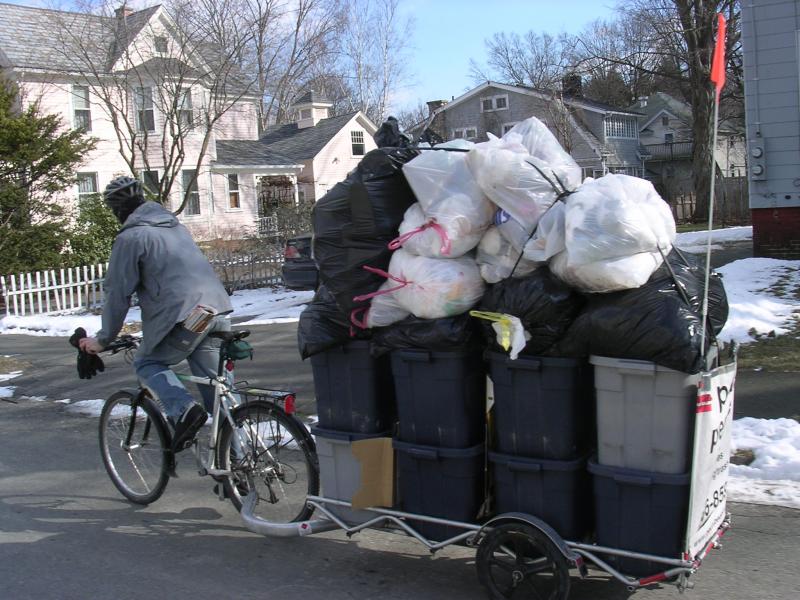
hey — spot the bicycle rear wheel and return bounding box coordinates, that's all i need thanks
[217,400,319,523]
[99,390,170,505]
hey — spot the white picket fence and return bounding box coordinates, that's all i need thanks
[0,263,107,317]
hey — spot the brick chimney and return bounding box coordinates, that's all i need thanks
[426,99,447,115]
[115,4,134,19]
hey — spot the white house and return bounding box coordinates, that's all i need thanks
[0,2,377,241]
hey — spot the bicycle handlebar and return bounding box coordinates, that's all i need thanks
[103,335,140,354]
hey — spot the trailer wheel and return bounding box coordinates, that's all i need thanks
[476,523,571,600]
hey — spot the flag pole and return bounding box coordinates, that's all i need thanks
[700,13,727,360]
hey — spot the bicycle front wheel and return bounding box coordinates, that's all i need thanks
[99,390,170,505]
[217,400,319,523]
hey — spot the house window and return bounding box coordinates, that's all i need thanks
[179,88,193,129]
[300,108,312,119]
[604,116,637,139]
[182,170,201,215]
[480,94,509,112]
[155,36,168,54]
[661,115,669,126]
[227,173,241,209]
[452,127,477,140]
[72,85,92,131]
[664,132,674,143]
[298,186,306,204]
[141,170,159,198]
[502,122,517,135]
[76,172,98,204]
[134,87,155,132]
[351,130,365,155]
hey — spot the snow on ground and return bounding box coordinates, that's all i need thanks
[716,258,800,344]
[0,370,21,399]
[0,286,313,337]
[674,225,752,253]
[728,418,800,509]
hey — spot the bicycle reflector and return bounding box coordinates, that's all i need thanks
[283,394,295,414]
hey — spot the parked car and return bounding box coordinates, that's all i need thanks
[281,233,319,290]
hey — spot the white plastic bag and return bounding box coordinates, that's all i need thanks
[561,174,675,265]
[466,116,581,231]
[549,249,666,294]
[476,226,539,284]
[401,140,487,214]
[361,249,485,328]
[392,195,495,258]
[522,201,566,263]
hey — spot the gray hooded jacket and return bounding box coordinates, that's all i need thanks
[96,201,232,355]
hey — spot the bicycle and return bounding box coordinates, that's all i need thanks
[96,329,319,523]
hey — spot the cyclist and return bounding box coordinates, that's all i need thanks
[79,176,233,452]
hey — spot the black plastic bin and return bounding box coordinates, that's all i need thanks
[488,352,592,459]
[489,451,591,541]
[589,459,690,576]
[311,341,396,434]
[391,348,486,447]
[394,440,485,542]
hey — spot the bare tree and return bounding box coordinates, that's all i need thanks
[470,30,575,91]
[335,0,413,124]
[242,0,340,127]
[54,0,256,214]
[600,0,742,221]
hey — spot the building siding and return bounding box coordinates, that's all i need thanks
[743,0,800,211]
[310,115,376,201]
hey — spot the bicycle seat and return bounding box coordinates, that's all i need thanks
[209,330,250,342]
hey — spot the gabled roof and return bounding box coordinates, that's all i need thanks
[214,140,300,168]
[629,92,692,131]
[257,111,374,162]
[0,2,160,72]
[292,91,331,106]
[436,81,641,117]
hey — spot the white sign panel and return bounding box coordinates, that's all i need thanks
[685,361,736,558]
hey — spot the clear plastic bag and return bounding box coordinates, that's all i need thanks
[476,226,539,284]
[392,195,495,258]
[401,140,486,214]
[466,117,581,231]
[358,249,485,328]
[549,249,666,293]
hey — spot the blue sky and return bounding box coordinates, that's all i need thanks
[396,0,617,110]
[2,0,617,111]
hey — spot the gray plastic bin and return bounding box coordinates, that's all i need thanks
[312,426,391,525]
[590,356,699,474]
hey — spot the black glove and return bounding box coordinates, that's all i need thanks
[69,327,87,349]
[77,351,105,380]
[70,327,105,380]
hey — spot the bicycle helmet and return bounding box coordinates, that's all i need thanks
[103,176,145,223]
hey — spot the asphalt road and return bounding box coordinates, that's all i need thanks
[2,239,798,600]
[1,318,799,600]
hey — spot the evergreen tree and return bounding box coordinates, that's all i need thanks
[0,76,97,274]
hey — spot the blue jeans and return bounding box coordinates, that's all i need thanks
[133,316,231,420]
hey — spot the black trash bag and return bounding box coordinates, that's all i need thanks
[297,286,370,360]
[552,248,729,373]
[313,147,419,317]
[374,116,412,148]
[370,313,479,357]
[478,268,586,355]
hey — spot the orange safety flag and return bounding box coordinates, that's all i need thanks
[711,13,727,102]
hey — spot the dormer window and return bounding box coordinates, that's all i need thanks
[480,94,509,112]
[300,108,312,120]
[155,36,168,54]
[604,116,638,139]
